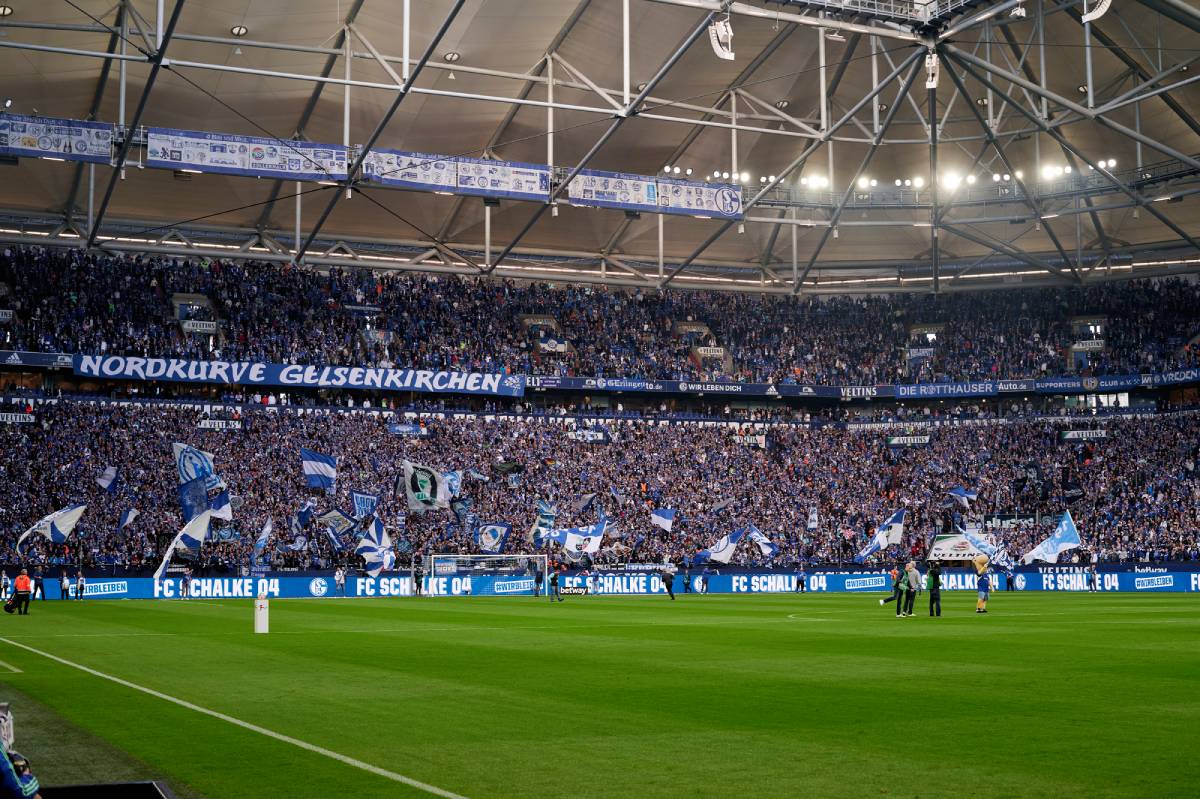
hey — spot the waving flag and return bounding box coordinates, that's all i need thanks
[543,521,605,555]
[253,518,272,564]
[351,491,380,520]
[300,448,337,490]
[960,525,1014,573]
[650,508,676,532]
[296,499,317,528]
[443,470,464,499]
[173,443,225,491]
[695,527,749,564]
[95,466,120,493]
[528,500,558,543]
[566,493,597,516]
[609,486,626,504]
[16,505,87,554]
[710,497,736,515]
[402,460,451,511]
[747,525,778,559]
[467,469,490,483]
[209,489,233,521]
[154,510,212,580]
[356,517,394,577]
[1021,511,1083,565]
[854,510,905,564]
[118,508,140,531]
[807,506,819,531]
[944,486,979,509]
[318,509,356,536]
[475,522,511,554]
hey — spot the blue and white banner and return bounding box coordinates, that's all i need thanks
[656,178,743,219]
[474,522,511,554]
[16,504,87,553]
[318,509,355,536]
[361,149,455,191]
[529,500,557,543]
[350,491,379,519]
[95,465,120,493]
[696,527,749,564]
[959,525,1014,573]
[146,127,348,181]
[806,506,819,531]
[387,422,431,437]
[854,510,904,563]
[74,355,525,398]
[118,508,139,530]
[650,508,676,532]
[0,114,113,163]
[173,443,225,492]
[300,448,337,490]
[455,157,550,201]
[1021,511,1083,564]
[542,521,605,556]
[747,525,778,559]
[567,170,660,213]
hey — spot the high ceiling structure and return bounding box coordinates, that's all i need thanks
[1,0,1198,293]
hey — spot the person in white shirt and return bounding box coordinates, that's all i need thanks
[60,572,70,600]
[0,571,10,601]
[75,571,87,601]
[334,566,346,597]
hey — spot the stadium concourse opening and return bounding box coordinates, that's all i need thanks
[2,0,1200,795]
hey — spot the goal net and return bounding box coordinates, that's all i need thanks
[427,554,548,597]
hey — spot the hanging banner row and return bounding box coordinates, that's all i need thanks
[1,113,744,219]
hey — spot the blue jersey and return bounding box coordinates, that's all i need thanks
[978,572,990,592]
[0,752,39,798]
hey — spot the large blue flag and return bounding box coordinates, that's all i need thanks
[118,508,140,531]
[300,448,337,490]
[95,466,120,493]
[747,524,778,559]
[356,517,395,577]
[959,525,1014,573]
[475,522,512,554]
[542,521,605,556]
[650,508,676,532]
[154,510,212,580]
[944,486,979,509]
[253,519,272,565]
[1021,511,1083,564]
[853,510,905,564]
[351,491,380,520]
[528,500,557,543]
[695,527,749,564]
[16,505,87,554]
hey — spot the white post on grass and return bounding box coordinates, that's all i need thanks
[254,594,269,634]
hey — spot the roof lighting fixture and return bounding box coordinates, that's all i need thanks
[857,176,870,189]
[966,174,976,184]
[992,173,1002,182]
[230,25,248,37]
[1003,173,1011,181]
[685,168,693,176]
[0,6,13,17]
[895,179,903,186]
[912,176,925,188]
[774,100,790,110]
[903,179,912,187]
[1014,170,1023,180]
[443,52,461,63]
[672,166,681,174]
[739,172,749,183]
[1106,158,1117,168]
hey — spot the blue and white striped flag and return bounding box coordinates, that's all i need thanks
[747,524,778,559]
[356,517,394,577]
[300,448,337,490]
[542,521,605,556]
[528,500,557,543]
[95,466,120,493]
[154,510,212,580]
[959,525,1014,573]
[944,486,979,509]
[253,519,272,564]
[650,508,676,532]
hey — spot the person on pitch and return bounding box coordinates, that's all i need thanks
[794,563,807,594]
[902,561,921,617]
[661,562,676,600]
[927,561,942,617]
[334,565,346,597]
[973,554,990,614]
[12,570,31,616]
[880,561,904,612]
[549,567,563,602]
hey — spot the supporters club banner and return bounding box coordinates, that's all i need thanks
[146,127,349,181]
[0,113,114,164]
[73,355,525,398]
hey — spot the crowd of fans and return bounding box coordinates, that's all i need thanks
[2,245,1198,385]
[1,400,1196,574]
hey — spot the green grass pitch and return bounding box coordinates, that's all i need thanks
[0,592,1197,798]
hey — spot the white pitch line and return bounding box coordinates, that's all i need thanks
[0,637,467,799]
[0,659,23,673]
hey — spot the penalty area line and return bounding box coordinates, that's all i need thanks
[0,637,467,799]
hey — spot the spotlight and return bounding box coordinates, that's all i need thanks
[774,100,790,110]
[1063,165,1072,173]
[801,177,809,186]
[895,179,902,187]
[230,25,248,37]
[672,166,681,174]
[877,103,888,112]
[739,172,749,183]
[992,173,1001,182]
[768,175,776,182]
[976,97,988,106]
[444,51,462,63]
[870,179,877,187]
[913,177,925,188]
[663,166,672,173]
[685,168,693,176]
[1010,2,1026,17]
[721,171,730,180]
[1077,84,1087,94]
[637,82,648,92]
[942,173,961,189]
[1042,165,1056,179]
[1003,173,1011,181]
[1014,170,1023,180]
[760,177,767,184]
[1107,158,1117,168]
[708,16,735,61]
[2,98,11,109]
[857,177,869,189]
[966,174,976,184]
[904,179,912,187]
[0,5,13,16]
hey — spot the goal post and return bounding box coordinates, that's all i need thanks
[427,554,548,597]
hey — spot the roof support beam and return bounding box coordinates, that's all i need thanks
[63,4,126,222]
[793,57,923,293]
[482,7,720,274]
[295,0,468,263]
[659,47,924,289]
[944,48,1200,254]
[253,0,367,232]
[87,0,187,249]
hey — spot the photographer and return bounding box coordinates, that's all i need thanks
[1,748,39,798]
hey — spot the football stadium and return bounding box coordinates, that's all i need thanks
[0,0,1199,796]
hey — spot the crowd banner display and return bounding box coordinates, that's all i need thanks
[655,177,744,218]
[34,565,1200,601]
[454,157,551,202]
[145,127,349,181]
[361,149,456,191]
[72,355,526,398]
[0,114,114,164]
[567,169,660,213]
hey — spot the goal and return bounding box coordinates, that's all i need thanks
[427,554,548,597]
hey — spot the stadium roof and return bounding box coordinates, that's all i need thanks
[1,0,1199,293]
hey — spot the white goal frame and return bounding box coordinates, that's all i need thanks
[426,554,548,595]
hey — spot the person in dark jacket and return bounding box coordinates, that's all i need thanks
[879,563,904,613]
[549,569,563,602]
[927,562,942,617]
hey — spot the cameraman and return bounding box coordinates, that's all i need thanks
[1,748,40,798]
